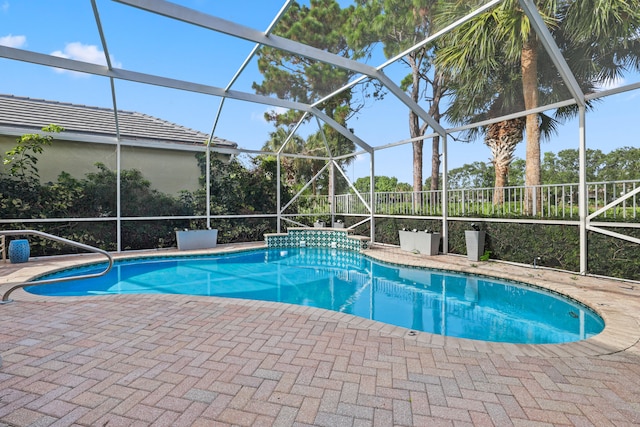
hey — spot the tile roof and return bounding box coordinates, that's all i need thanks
[0,94,236,147]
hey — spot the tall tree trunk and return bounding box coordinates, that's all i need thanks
[311,163,318,195]
[486,118,525,205]
[411,116,423,193]
[431,135,440,189]
[411,122,423,212]
[408,54,423,212]
[409,53,423,193]
[429,132,439,210]
[522,34,541,214]
[493,163,508,204]
[429,69,445,192]
[487,133,513,206]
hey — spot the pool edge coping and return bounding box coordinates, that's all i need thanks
[2,242,639,358]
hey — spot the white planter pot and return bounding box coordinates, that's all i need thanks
[399,230,440,255]
[176,229,218,250]
[465,230,486,261]
[398,230,416,251]
[414,232,441,256]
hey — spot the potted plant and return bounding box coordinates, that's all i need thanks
[332,219,344,228]
[464,223,486,261]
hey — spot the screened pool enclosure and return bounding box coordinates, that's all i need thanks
[0,0,639,277]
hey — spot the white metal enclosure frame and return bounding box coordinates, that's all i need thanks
[1,0,639,276]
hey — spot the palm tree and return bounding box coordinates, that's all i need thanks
[440,56,522,204]
[435,0,640,211]
[485,118,526,204]
[433,0,558,212]
[563,0,640,84]
[441,51,571,205]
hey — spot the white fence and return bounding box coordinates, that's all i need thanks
[293,180,640,219]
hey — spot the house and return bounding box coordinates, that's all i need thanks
[0,94,237,195]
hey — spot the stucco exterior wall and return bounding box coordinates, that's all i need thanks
[0,135,204,195]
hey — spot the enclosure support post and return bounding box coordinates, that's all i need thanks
[116,131,122,252]
[108,78,122,252]
[442,133,449,254]
[206,140,211,229]
[330,159,335,226]
[277,153,281,233]
[370,151,375,243]
[578,105,587,274]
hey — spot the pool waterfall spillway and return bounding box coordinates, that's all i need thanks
[264,227,370,251]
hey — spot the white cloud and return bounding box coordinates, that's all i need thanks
[250,111,267,123]
[51,42,121,77]
[1,1,9,13]
[0,34,26,48]
[353,154,367,163]
[251,107,288,124]
[271,107,288,115]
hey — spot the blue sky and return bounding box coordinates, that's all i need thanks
[1,0,638,186]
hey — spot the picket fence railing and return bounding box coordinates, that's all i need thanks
[290,180,640,219]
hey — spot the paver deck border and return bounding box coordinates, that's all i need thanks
[2,242,640,426]
[2,242,639,359]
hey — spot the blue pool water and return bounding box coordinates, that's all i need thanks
[29,248,604,344]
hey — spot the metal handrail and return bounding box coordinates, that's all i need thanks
[0,235,5,263]
[0,230,113,303]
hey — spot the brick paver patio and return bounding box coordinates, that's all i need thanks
[1,243,639,426]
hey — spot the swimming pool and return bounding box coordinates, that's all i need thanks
[29,248,604,344]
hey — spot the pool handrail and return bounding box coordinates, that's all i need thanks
[0,229,113,303]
